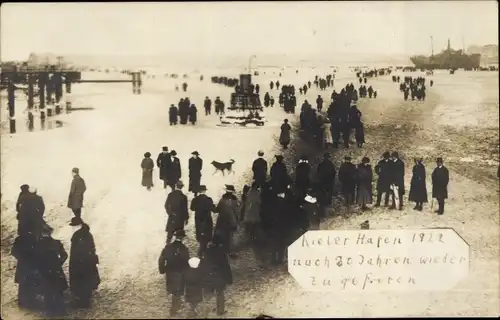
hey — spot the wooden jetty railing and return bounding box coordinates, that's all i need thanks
[0,68,142,134]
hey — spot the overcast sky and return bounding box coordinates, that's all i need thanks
[1,1,498,61]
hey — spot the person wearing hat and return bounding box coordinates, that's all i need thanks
[252,151,268,187]
[188,151,203,197]
[204,96,212,115]
[166,150,182,192]
[188,104,198,125]
[190,185,215,257]
[389,151,405,210]
[409,158,428,211]
[295,155,311,201]
[141,152,155,191]
[37,223,68,317]
[214,185,240,257]
[18,186,45,237]
[199,235,233,316]
[68,218,100,308]
[316,95,324,112]
[270,155,292,194]
[431,157,449,215]
[158,229,190,316]
[184,257,203,316]
[16,184,30,215]
[169,104,179,125]
[67,167,87,220]
[242,182,262,244]
[214,96,222,115]
[279,119,292,150]
[165,180,189,243]
[157,147,172,189]
[356,157,373,211]
[317,153,336,206]
[338,156,357,207]
[374,151,392,207]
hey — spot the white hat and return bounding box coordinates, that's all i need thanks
[188,257,201,268]
[304,195,317,203]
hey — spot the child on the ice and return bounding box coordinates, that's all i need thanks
[355,122,365,148]
[270,97,275,107]
[184,257,203,316]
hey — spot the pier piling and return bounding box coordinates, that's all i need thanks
[8,82,16,134]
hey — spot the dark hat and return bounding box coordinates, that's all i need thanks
[362,156,370,164]
[225,184,236,192]
[284,119,288,123]
[69,217,83,226]
[199,185,207,192]
[300,154,308,161]
[324,152,330,158]
[170,150,177,156]
[20,184,29,192]
[72,167,79,174]
[144,152,151,158]
[176,180,184,188]
[275,154,284,161]
[162,146,168,151]
[344,155,352,161]
[382,151,390,159]
[436,157,444,163]
[258,150,264,156]
[191,151,199,156]
[173,229,186,239]
[391,151,399,158]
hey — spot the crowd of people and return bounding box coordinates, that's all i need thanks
[399,76,428,101]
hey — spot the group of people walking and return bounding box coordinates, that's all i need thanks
[169,97,198,125]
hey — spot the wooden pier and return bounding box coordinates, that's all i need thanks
[0,65,142,134]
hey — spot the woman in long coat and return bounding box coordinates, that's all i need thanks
[141,152,154,190]
[279,119,291,149]
[242,183,262,243]
[188,104,198,125]
[356,157,373,211]
[408,158,428,211]
[69,219,100,308]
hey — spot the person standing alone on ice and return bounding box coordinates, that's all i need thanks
[188,151,203,197]
[158,229,190,316]
[167,150,182,192]
[67,168,86,220]
[165,181,189,243]
[157,147,171,189]
[69,217,100,309]
[431,157,449,215]
[279,119,291,149]
[141,152,154,191]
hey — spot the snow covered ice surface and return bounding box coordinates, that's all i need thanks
[0,70,301,318]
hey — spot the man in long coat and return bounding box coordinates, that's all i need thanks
[18,187,45,237]
[157,147,171,189]
[409,158,428,211]
[317,153,336,205]
[295,155,311,201]
[158,230,190,316]
[374,151,392,207]
[431,157,449,215]
[190,185,214,257]
[69,218,100,308]
[214,185,239,257]
[67,168,86,219]
[204,97,212,115]
[270,155,291,194]
[169,104,178,125]
[166,150,182,192]
[279,119,291,149]
[389,151,405,210]
[165,181,189,243]
[338,156,357,207]
[188,151,203,196]
[252,151,268,187]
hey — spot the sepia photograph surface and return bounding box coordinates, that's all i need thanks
[1,1,499,319]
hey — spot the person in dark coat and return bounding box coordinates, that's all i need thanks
[16,184,30,216]
[355,121,365,148]
[169,104,178,125]
[204,97,212,115]
[165,181,189,243]
[279,119,292,149]
[184,257,203,316]
[242,182,262,244]
[409,158,428,211]
[252,150,268,187]
[268,192,290,264]
[182,82,188,92]
[316,95,323,112]
[431,157,449,215]
[374,151,391,207]
[270,155,292,194]
[141,152,154,190]
[270,96,275,107]
[18,187,45,237]
[190,185,215,257]
[317,153,336,206]
[295,155,311,201]
[11,232,42,311]
[389,151,405,210]
[269,81,274,90]
[189,104,198,125]
[214,185,239,257]
[158,229,190,316]
[37,224,68,317]
[302,190,320,230]
[157,147,171,189]
[338,156,357,207]
[356,157,373,211]
[166,150,182,192]
[188,151,203,196]
[69,217,100,308]
[67,167,86,219]
[200,235,233,316]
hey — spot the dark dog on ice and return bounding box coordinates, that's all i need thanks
[211,159,235,175]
